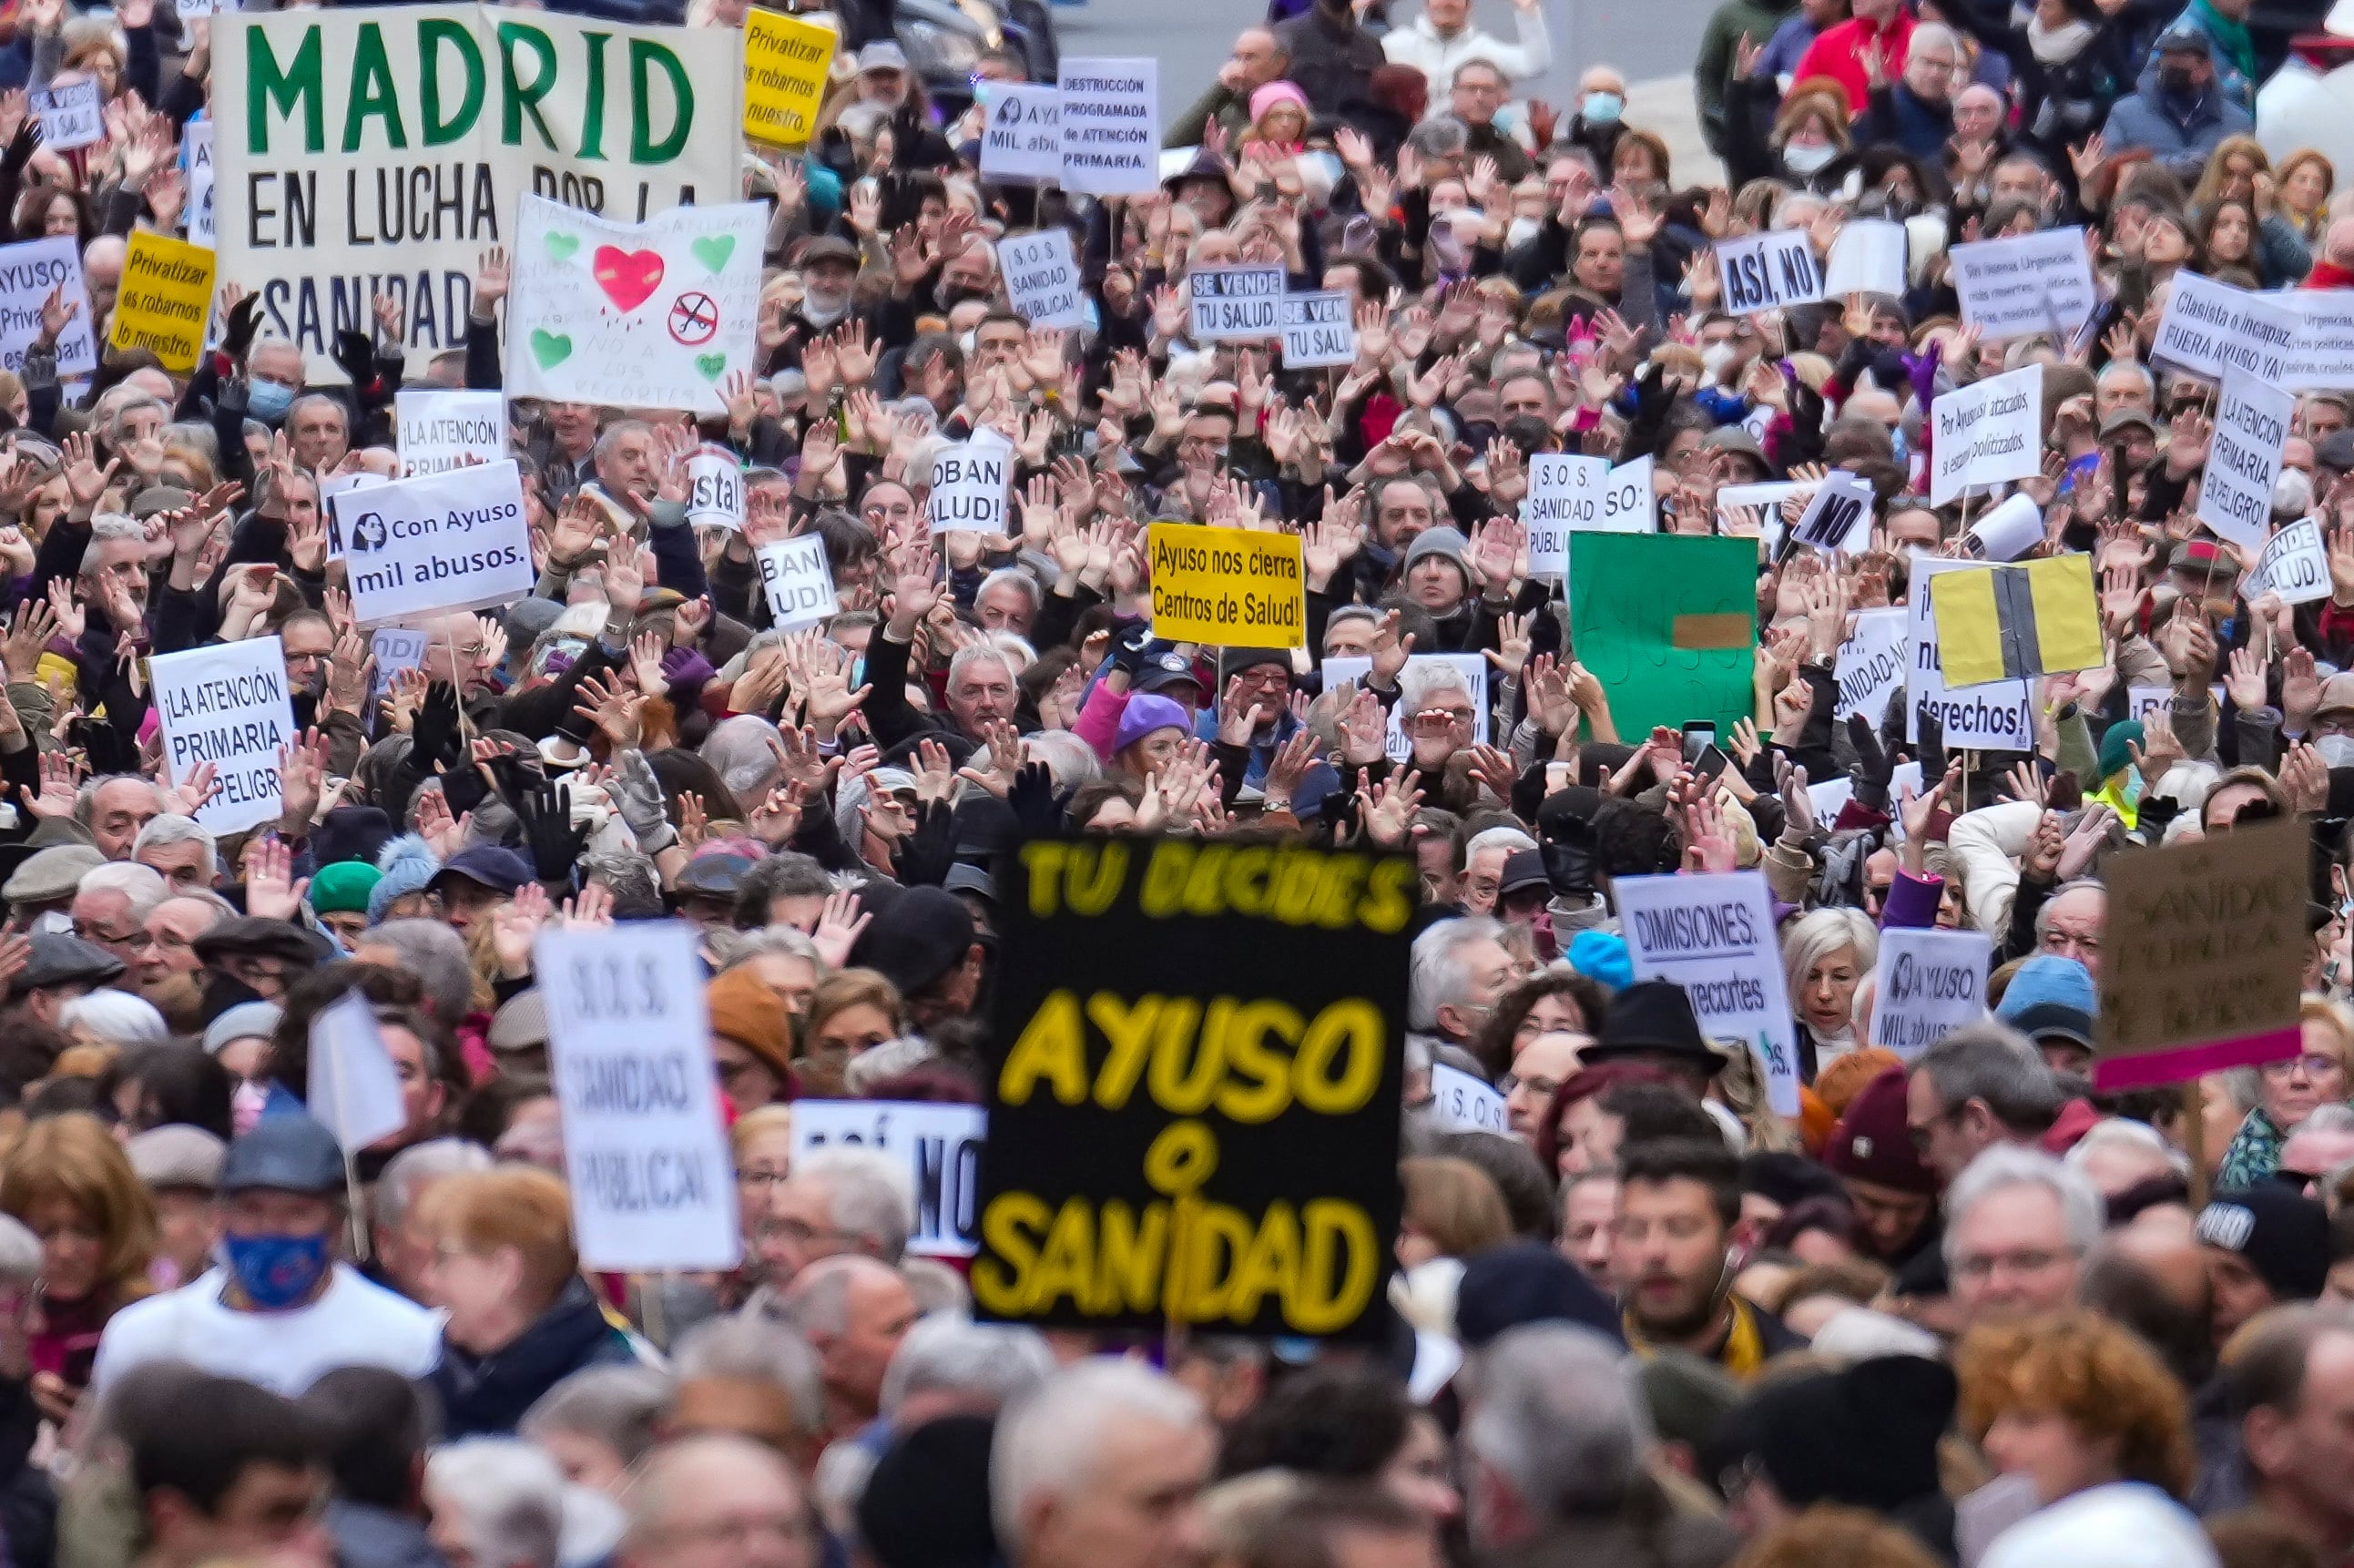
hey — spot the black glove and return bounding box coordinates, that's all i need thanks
[1915,708,1948,789]
[410,681,461,774]
[331,332,376,393]
[1107,616,1154,678]
[1007,760,1065,834]
[1618,363,1677,463]
[1848,713,1896,810]
[516,779,590,885]
[1783,373,1829,470]
[220,294,261,362]
[2,117,40,178]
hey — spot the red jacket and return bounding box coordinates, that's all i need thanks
[1791,13,1914,119]
[2306,260,2354,290]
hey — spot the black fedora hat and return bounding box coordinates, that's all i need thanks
[1580,979,1723,1075]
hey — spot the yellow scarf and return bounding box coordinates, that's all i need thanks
[1624,1294,1770,1380]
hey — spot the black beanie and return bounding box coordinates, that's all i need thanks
[1718,1356,1955,1511]
[857,1415,1000,1568]
[2198,1187,2331,1303]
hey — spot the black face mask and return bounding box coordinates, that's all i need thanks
[199,968,267,1026]
[2159,65,2197,96]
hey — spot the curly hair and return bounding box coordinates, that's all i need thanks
[1955,1308,2195,1499]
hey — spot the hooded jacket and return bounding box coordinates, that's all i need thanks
[429,1277,637,1440]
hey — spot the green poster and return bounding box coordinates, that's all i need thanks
[1568,533,1758,741]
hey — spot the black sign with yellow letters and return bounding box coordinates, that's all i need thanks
[971,834,1413,1342]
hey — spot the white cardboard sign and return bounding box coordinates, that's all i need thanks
[1908,553,2034,748]
[306,991,410,1152]
[331,460,535,625]
[979,83,1062,185]
[998,229,1085,329]
[1188,265,1285,341]
[1427,1063,1507,1134]
[1793,470,1873,553]
[149,634,295,835]
[1058,57,1157,195]
[1716,229,1823,314]
[0,237,94,379]
[1836,606,1909,723]
[1949,228,2097,341]
[2199,366,2295,549]
[1929,364,2043,507]
[758,535,837,630]
[1322,653,1490,760]
[1279,290,1356,368]
[927,442,1010,535]
[1968,494,2044,563]
[2154,270,2302,384]
[1612,871,1801,1115]
[30,82,101,152]
[687,445,745,530]
[1869,927,1992,1054]
[1823,219,1908,298]
[790,1099,987,1257]
[537,922,741,1271]
[1525,453,1605,577]
[184,119,215,247]
[2287,290,2354,392]
[2254,518,2331,606]
[393,388,507,478]
[1600,455,1656,532]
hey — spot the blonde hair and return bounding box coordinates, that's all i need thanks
[0,1112,157,1309]
[417,1166,579,1312]
[1399,1156,1513,1258]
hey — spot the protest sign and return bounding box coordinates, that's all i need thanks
[1948,228,2097,341]
[2253,519,2332,606]
[1601,455,1656,532]
[1568,533,1755,741]
[998,229,1085,329]
[214,7,745,384]
[1612,871,1800,1114]
[2153,270,2302,383]
[1836,606,1908,723]
[1868,928,1992,1055]
[149,635,296,836]
[1279,291,1356,368]
[30,82,101,152]
[109,230,214,374]
[504,194,763,418]
[792,1100,986,1257]
[537,921,739,1270]
[758,536,836,631]
[0,238,94,379]
[370,626,429,710]
[331,459,534,624]
[1428,1064,1507,1134]
[2199,367,2295,549]
[1715,481,1806,536]
[1189,266,1284,341]
[1524,453,1605,577]
[307,991,409,1153]
[1147,523,1305,647]
[393,388,506,477]
[184,120,215,247]
[928,442,1010,535]
[1792,470,1873,553]
[1968,494,2044,563]
[980,83,1063,184]
[1929,364,2043,506]
[972,835,1411,1339]
[1908,554,2033,748]
[2094,818,2307,1089]
[176,0,221,20]
[1716,229,1823,314]
[687,445,743,530]
[2287,290,2354,391]
[740,8,835,146]
[1823,219,1908,298]
[1931,555,2103,687]
[1058,57,1157,195]
[2128,686,2172,724]
[1321,653,1488,761]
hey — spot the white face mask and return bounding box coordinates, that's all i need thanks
[1701,341,1741,379]
[1785,141,1839,174]
[1506,215,1544,249]
[2319,735,2354,769]
[2277,466,2316,518]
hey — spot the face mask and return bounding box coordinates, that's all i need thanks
[2159,66,2196,97]
[231,1080,268,1136]
[1784,141,1838,174]
[247,380,296,423]
[1700,341,1740,379]
[2277,466,2316,518]
[2318,735,2354,769]
[1300,150,1344,191]
[801,289,852,329]
[1582,91,1624,124]
[1506,215,1544,249]
[220,1230,331,1310]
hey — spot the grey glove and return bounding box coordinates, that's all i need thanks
[606,748,678,856]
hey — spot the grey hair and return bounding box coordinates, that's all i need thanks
[76,860,167,921]
[991,1361,1207,1556]
[361,918,476,1023]
[794,1147,916,1264]
[670,1315,825,1436]
[520,1365,673,1469]
[1408,915,1507,1033]
[592,420,652,463]
[424,1440,565,1568]
[1463,826,1536,864]
[2032,880,2106,942]
[74,772,161,826]
[1906,20,1960,58]
[947,642,1022,699]
[1022,729,1102,790]
[880,1316,1058,1420]
[776,1255,885,1339]
[1398,659,1475,713]
[976,567,1042,616]
[77,513,144,575]
[2301,1104,2354,1135]
[284,392,346,432]
[1911,1023,2063,1135]
[1779,908,1879,1005]
[57,989,167,1046]
[702,714,786,800]
[2064,1115,2187,1177]
[1941,1144,2105,1269]
[132,814,219,882]
[1461,1323,1649,1526]
[712,925,825,970]
[2100,359,2156,397]
[1406,116,1470,161]
[372,1136,494,1232]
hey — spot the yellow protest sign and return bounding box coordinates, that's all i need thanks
[1146,523,1306,647]
[1931,555,2102,689]
[110,231,216,375]
[743,10,838,146]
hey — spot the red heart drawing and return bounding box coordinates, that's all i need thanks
[592,246,665,313]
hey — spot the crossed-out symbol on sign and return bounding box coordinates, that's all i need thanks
[668,292,719,346]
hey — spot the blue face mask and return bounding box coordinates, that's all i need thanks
[221,1231,331,1310]
[1583,91,1625,124]
[247,380,296,423]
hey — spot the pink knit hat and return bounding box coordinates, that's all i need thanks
[1248,80,1310,125]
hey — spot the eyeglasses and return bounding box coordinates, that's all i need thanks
[738,1166,790,1189]
[76,924,153,950]
[2263,1054,2343,1078]
[1951,1247,2072,1282]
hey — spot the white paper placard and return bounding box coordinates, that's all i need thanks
[927,441,1010,535]
[1525,453,1605,577]
[1600,454,1656,532]
[790,1099,986,1257]
[149,634,294,835]
[393,388,506,478]
[1929,364,2043,507]
[1968,494,2044,563]
[1908,553,2034,748]
[1427,1062,1507,1134]
[979,83,1062,184]
[1823,219,1908,298]
[1058,57,1157,195]
[1868,927,1992,1055]
[1279,290,1356,367]
[1836,606,1908,723]
[687,445,745,530]
[2253,518,2331,606]
[369,625,429,713]
[2128,686,2172,724]
[0,236,94,379]
[1188,264,1285,341]
[998,229,1085,329]
[2286,290,2354,391]
[184,119,215,247]
[1715,481,1807,534]
[1793,470,1873,553]
[1322,652,1490,760]
[2154,270,2302,384]
[30,82,101,151]
[537,922,740,1272]
[1611,870,1801,1115]
[1949,228,2097,341]
[758,535,837,630]
[306,991,409,1152]
[2199,366,2295,549]
[331,460,534,625]
[1716,229,1823,314]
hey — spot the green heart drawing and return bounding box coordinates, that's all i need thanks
[530,329,573,369]
[695,352,727,381]
[690,235,735,273]
[544,233,580,262]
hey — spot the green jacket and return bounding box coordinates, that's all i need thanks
[1167,82,1254,148]
[1695,0,1799,154]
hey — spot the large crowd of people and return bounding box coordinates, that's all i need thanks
[0,0,2341,1563]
